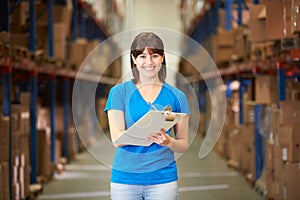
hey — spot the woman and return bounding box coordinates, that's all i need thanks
[105,32,190,200]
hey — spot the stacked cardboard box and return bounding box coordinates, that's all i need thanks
[248,0,300,61]
[226,92,242,168]
[97,98,109,132]
[255,75,278,105]
[0,117,10,200]
[68,38,121,77]
[37,129,52,179]
[273,101,300,200]
[240,101,256,181]
[9,92,31,200]
[210,27,248,64]
[35,2,73,60]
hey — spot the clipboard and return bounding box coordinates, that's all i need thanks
[113,110,187,146]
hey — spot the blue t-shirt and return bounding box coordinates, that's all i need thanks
[104,80,190,185]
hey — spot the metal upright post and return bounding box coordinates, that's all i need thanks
[29,69,38,184]
[28,1,37,184]
[63,78,70,161]
[80,9,87,38]
[239,77,244,125]
[2,62,12,199]
[0,0,9,31]
[48,0,54,57]
[225,0,233,31]
[215,0,221,28]
[253,0,260,5]
[237,0,243,26]
[254,104,263,180]
[277,62,286,107]
[71,0,78,41]
[29,0,36,52]
[226,79,232,99]
[49,75,56,163]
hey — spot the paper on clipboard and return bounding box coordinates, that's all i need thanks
[113,110,187,146]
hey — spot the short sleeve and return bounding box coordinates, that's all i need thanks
[104,84,125,113]
[177,91,190,115]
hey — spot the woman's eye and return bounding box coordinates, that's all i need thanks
[152,54,160,58]
[138,55,146,59]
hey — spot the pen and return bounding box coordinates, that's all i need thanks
[148,102,158,111]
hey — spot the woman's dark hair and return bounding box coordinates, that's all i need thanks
[130,32,166,84]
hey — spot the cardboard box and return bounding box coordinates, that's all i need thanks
[243,101,256,125]
[266,140,275,171]
[248,4,266,42]
[68,39,88,68]
[109,58,122,78]
[20,92,30,106]
[266,168,275,199]
[283,162,300,200]
[278,124,300,162]
[36,3,72,32]
[233,27,248,59]
[286,79,300,101]
[20,109,30,135]
[280,101,300,125]
[10,1,29,33]
[266,0,293,40]
[20,135,30,165]
[53,40,67,60]
[241,124,255,145]
[270,107,280,137]
[53,23,68,41]
[10,33,29,48]
[69,127,78,160]
[0,163,10,200]
[13,182,20,200]
[241,142,256,177]
[0,117,10,163]
[274,158,284,199]
[216,29,235,47]
[37,129,52,177]
[255,75,278,104]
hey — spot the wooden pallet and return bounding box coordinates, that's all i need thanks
[227,159,240,171]
[254,179,267,198]
[29,183,43,198]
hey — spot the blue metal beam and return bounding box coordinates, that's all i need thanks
[0,0,9,31]
[71,0,78,41]
[239,77,244,125]
[253,0,260,5]
[225,0,234,31]
[254,104,263,180]
[30,70,38,184]
[277,68,286,104]
[29,0,36,52]
[2,65,12,199]
[48,0,54,57]
[49,78,56,163]
[63,78,70,161]
[237,0,243,26]
[80,9,88,38]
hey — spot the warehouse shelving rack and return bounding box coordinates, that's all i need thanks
[1,0,122,198]
[182,0,300,198]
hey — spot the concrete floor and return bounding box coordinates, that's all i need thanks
[37,134,265,200]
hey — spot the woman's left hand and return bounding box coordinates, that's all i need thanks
[147,128,174,146]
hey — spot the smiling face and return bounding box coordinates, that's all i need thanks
[132,48,164,82]
[130,32,167,84]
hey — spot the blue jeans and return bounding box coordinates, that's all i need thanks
[110,181,178,200]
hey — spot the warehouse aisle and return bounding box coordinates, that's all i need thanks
[38,133,264,200]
